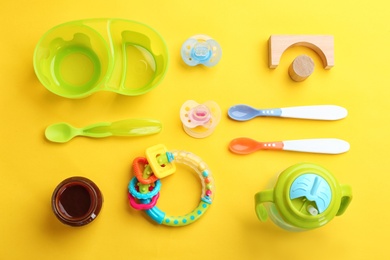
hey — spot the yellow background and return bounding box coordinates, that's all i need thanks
[1,0,389,259]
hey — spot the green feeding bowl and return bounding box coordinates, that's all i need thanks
[33,19,169,98]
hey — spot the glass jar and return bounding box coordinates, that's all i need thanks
[51,176,103,227]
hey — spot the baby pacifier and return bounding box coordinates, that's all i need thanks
[180,100,221,138]
[181,35,222,67]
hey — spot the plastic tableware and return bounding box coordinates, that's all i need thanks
[34,19,169,98]
[229,137,350,155]
[254,163,352,231]
[181,35,222,67]
[45,118,162,143]
[228,104,347,121]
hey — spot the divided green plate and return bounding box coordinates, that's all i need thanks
[33,19,169,98]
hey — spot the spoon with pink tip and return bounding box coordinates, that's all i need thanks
[228,137,350,155]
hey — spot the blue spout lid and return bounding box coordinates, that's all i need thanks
[290,173,332,213]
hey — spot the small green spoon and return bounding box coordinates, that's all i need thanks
[45,118,162,143]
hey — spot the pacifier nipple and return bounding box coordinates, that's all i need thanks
[180,100,221,138]
[193,42,211,61]
[190,105,212,124]
[181,35,222,67]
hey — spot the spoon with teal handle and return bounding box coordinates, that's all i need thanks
[45,118,162,143]
[228,105,347,121]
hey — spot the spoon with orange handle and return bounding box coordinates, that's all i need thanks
[229,137,350,155]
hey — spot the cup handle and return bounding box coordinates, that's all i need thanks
[336,184,352,216]
[254,189,274,222]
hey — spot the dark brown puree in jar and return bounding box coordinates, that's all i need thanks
[52,177,103,226]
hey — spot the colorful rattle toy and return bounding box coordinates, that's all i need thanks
[181,35,222,67]
[128,144,215,226]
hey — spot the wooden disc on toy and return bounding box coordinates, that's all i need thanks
[288,55,315,82]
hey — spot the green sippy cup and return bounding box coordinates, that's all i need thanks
[255,163,352,231]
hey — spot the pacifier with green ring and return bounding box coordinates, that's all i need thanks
[127,144,215,226]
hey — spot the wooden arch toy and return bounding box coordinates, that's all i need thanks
[268,35,334,69]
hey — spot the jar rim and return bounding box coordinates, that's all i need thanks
[52,176,103,227]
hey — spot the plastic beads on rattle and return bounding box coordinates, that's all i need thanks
[127,144,215,226]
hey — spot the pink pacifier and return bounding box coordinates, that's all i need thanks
[180,100,221,138]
